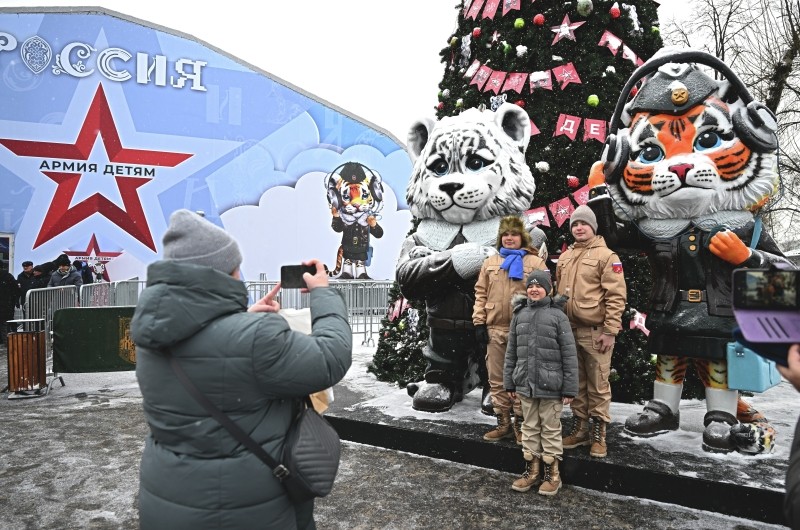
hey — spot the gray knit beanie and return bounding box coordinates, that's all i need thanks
[162,210,242,274]
[570,205,598,233]
[526,269,553,294]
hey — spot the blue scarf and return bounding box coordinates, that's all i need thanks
[499,248,527,280]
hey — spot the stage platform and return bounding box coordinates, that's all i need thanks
[328,349,795,526]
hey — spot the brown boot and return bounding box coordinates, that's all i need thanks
[562,416,590,449]
[590,417,607,458]
[537,455,561,496]
[511,452,541,492]
[512,414,524,445]
[484,408,513,441]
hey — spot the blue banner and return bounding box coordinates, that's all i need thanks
[0,8,412,281]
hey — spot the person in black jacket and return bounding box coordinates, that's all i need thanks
[0,263,21,342]
[779,344,800,529]
[17,261,34,308]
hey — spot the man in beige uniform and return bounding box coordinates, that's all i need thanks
[556,205,626,458]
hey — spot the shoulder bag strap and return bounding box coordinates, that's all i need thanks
[168,355,292,480]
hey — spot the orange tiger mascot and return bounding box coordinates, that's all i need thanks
[587,49,792,454]
[325,162,384,279]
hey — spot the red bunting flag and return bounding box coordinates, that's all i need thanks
[484,70,508,94]
[622,44,639,65]
[502,72,528,93]
[466,0,486,19]
[572,184,591,206]
[501,0,521,16]
[630,309,650,336]
[464,60,482,79]
[482,0,501,18]
[583,118,607,142]
[552,62,582,89]
[470,65,493,90]
[464,0,474,15]
[529,70,553,91]
[553,114,582,141]
[598,30,623,55]
[524,207,550,227]
[549,197,575,227]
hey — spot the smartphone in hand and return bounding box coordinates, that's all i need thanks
[280,264,316,289]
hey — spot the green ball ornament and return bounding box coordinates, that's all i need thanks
[587,94,599,107]
[503,42,512,54]
[450,36,459,47]
[456,98,464,108]
[577,0,593,16]
[651,26,660,35]
[514,18,525,29]
[398,320,406,330]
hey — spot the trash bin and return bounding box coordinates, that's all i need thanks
[6,319,46,393]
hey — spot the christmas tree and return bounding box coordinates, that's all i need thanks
[372,0,703,401]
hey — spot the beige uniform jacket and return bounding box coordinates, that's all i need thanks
[473,252,547,329]
[555,235,626,335]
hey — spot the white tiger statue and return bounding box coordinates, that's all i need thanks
[396,103,537,412]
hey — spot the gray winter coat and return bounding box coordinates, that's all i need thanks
[131,261,352,530]
[47,268,83,288]
[503,294,578,399]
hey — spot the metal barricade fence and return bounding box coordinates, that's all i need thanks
[80,282,113,307]
[112,280,147,306]
[244,280,394,346]
[79,281,147,307]
[23,286,79,373]
[14,280,393,367]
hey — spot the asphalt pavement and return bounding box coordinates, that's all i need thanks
[0,343,785,529]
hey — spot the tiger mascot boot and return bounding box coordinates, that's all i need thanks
[587,48,790,454]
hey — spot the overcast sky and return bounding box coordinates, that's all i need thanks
[6,0,683,143]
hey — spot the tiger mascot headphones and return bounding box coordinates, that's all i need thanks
[325,161,384,212]
[600,49,778,186]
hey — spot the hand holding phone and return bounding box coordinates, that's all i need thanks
[280,264,317,289]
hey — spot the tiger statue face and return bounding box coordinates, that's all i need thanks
[607,62,778,221]
[406,103,536,225]
[326,162,383,218]
[338,176,376,215]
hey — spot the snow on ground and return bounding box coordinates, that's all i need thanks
[339,338,799,462]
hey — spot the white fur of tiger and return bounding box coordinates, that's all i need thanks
[406,103,536,225]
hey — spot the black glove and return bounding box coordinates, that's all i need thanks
[475,324,489,345]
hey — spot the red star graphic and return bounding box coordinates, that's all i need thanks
[0,84,192,251]
[64,233,122,282]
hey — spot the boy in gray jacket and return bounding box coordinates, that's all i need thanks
[504,269,578,496]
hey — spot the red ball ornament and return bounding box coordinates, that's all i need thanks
[437,102,445,110]
[630,86,639,97]
[610,6,621,18]
[533,14,545,26]
[514,99,526,108]
[472,27,482,38]
[567,176,580,189]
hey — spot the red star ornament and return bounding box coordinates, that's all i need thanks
[0,85,192,251]
[550,14,586,45]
